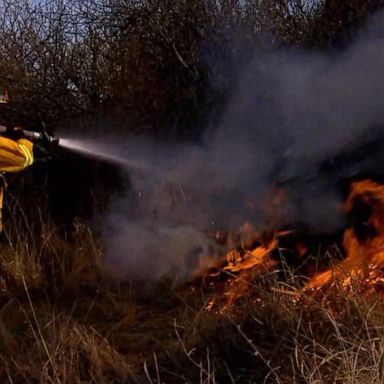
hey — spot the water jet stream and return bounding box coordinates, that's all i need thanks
[59,138,151,172]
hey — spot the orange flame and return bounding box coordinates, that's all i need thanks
[207,179,384,307]
[308,179,384,289]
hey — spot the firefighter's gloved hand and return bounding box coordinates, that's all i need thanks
[33,142,51,161]
[33,132,59,162]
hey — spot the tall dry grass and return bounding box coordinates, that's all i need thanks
[0,203,384,383]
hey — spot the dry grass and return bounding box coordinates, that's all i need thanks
[0,208,384,383]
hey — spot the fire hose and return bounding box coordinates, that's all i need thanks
[0,125,59,145]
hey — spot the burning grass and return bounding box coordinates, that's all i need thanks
[1,179,384,382]
[1,245,384,383]
[206,179,384,304]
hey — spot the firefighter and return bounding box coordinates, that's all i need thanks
[0,90,34,232]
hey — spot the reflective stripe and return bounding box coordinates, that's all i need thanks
[18,143,33,167]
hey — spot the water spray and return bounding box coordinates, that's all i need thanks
[59,138,152,172]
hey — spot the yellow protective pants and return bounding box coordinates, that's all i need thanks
[0,137,34,232]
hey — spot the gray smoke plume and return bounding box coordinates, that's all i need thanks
[101,11,384,280]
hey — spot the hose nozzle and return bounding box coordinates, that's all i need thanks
[0,126,59,145]
[44,133,59,145]
[23,130,59,145]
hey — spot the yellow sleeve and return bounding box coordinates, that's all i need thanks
[0,137,34,173]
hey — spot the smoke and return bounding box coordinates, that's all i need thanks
[101,11,384,280]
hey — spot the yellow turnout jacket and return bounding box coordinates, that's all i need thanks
[0,137,34,231]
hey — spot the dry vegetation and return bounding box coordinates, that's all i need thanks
[2,209,384,383]
[1,0,384,383]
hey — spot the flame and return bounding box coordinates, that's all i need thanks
[222,222,291,273]
[205,179,384,309]
[309,179,384,289]
[224,240,277,273]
